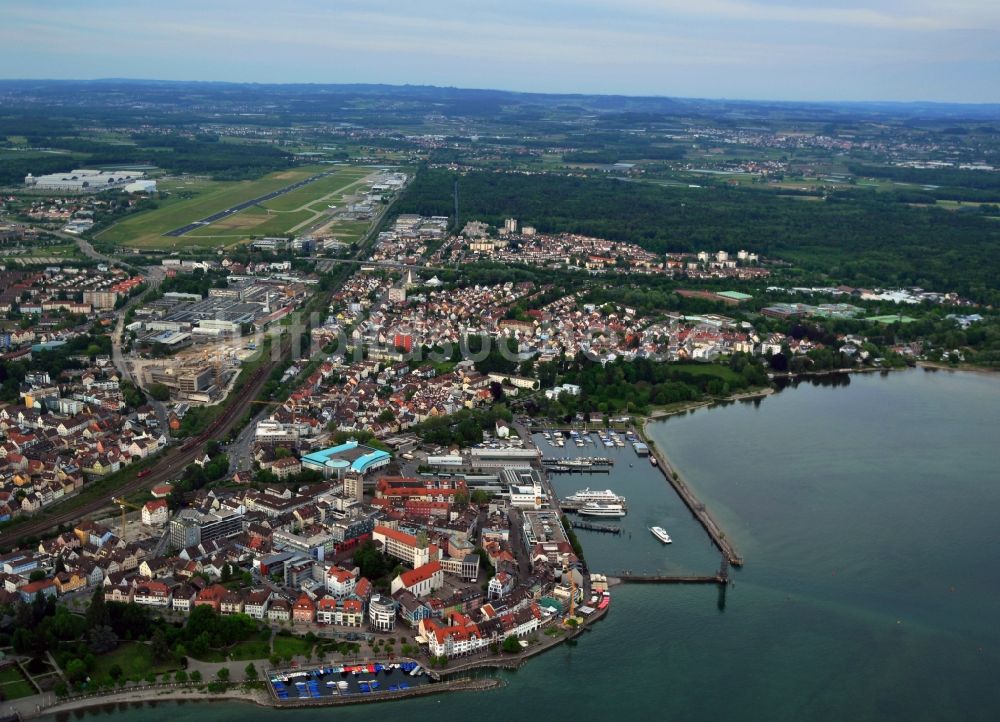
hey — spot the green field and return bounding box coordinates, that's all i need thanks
[669,363,743,383]
[325,219,373,243]
[95,165,330,249]
[227,639,272,661]
[272,635,313,659]
[91,642,180,682]
[256,166,371,212]
[182,166,376,240]
[866,314,918,324]
[0,664,36,700]
[100,165,377,249]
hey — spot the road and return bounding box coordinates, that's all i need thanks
[1,170,412,547]
[110,265,171,428]
[163,171,334,237]
[29,222,172,427]
[0,334,293,549]
[227,406,267,474]
[311,257,448,273]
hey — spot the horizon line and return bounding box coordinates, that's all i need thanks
[1,76,998,108]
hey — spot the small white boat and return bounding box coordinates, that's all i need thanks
[650,526,672,544]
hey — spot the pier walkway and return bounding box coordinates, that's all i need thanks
[611,574,726,585]
[642,426,744,567]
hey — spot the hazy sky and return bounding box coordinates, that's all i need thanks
[1,0,998,102]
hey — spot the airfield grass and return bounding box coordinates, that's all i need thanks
[97,165,328,248]
[154,166,375,242]
[258,166,372,212]
[326,219,372,243]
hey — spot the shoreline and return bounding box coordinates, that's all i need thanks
[32,686,274,719]
[916,360,998,376]
[27,604,611,719]
[32,676,506,719]
[646,386,774,421]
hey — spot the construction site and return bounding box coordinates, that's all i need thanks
[135,339,251,405]
[125,275,311,404]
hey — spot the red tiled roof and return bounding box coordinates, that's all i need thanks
[398,560,441,588]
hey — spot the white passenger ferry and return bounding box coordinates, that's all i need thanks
[650,526,673,544]
[566,488,625,504]
[578,502,626,517]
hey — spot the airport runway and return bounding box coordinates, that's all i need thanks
[163,171,332,237]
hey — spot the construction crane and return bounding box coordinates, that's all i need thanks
[112,496,143,539]
[200,347,225,390]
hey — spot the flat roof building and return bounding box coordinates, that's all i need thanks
[301,441,391,478]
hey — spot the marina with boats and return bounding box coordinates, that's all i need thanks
[270,661,432,702]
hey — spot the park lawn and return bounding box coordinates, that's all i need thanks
[46,243,84,256]
[0,664,37,698]
[227,639,272,661]
[188,649,228,663]
[0,677,36,700]
[669,363,743,384]
[98,165,327,248]
[272,635,312,659]
[0,667,26,685]
[92,642,179,682]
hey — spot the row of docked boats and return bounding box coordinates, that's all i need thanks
[565,488,627,517]
[563,489,673,542]
[544,429,634,449]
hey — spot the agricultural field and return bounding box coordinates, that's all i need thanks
[94,165,332,249]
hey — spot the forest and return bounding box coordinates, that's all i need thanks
[526,355,770,419]
[396,169,1000,304]
[0,132,292,185]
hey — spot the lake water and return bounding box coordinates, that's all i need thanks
[48,369,1000,722]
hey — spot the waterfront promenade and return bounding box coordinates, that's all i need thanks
[9,602,612,719]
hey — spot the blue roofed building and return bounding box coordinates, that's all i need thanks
[301,440,391,479]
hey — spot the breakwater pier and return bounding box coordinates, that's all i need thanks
[641,422,743,567]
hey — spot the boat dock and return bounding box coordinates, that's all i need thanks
[610,573,726,585]
[643,432,743,567]
[571,520,622,534]
[542,457,614,468]
[545,465,609,474]
[560,499,628,513]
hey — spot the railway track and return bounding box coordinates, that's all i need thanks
[2,171,408,550]
[0,337,290,549]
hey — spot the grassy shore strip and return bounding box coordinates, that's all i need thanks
[31,685,273,719]
[916,361,999,376]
